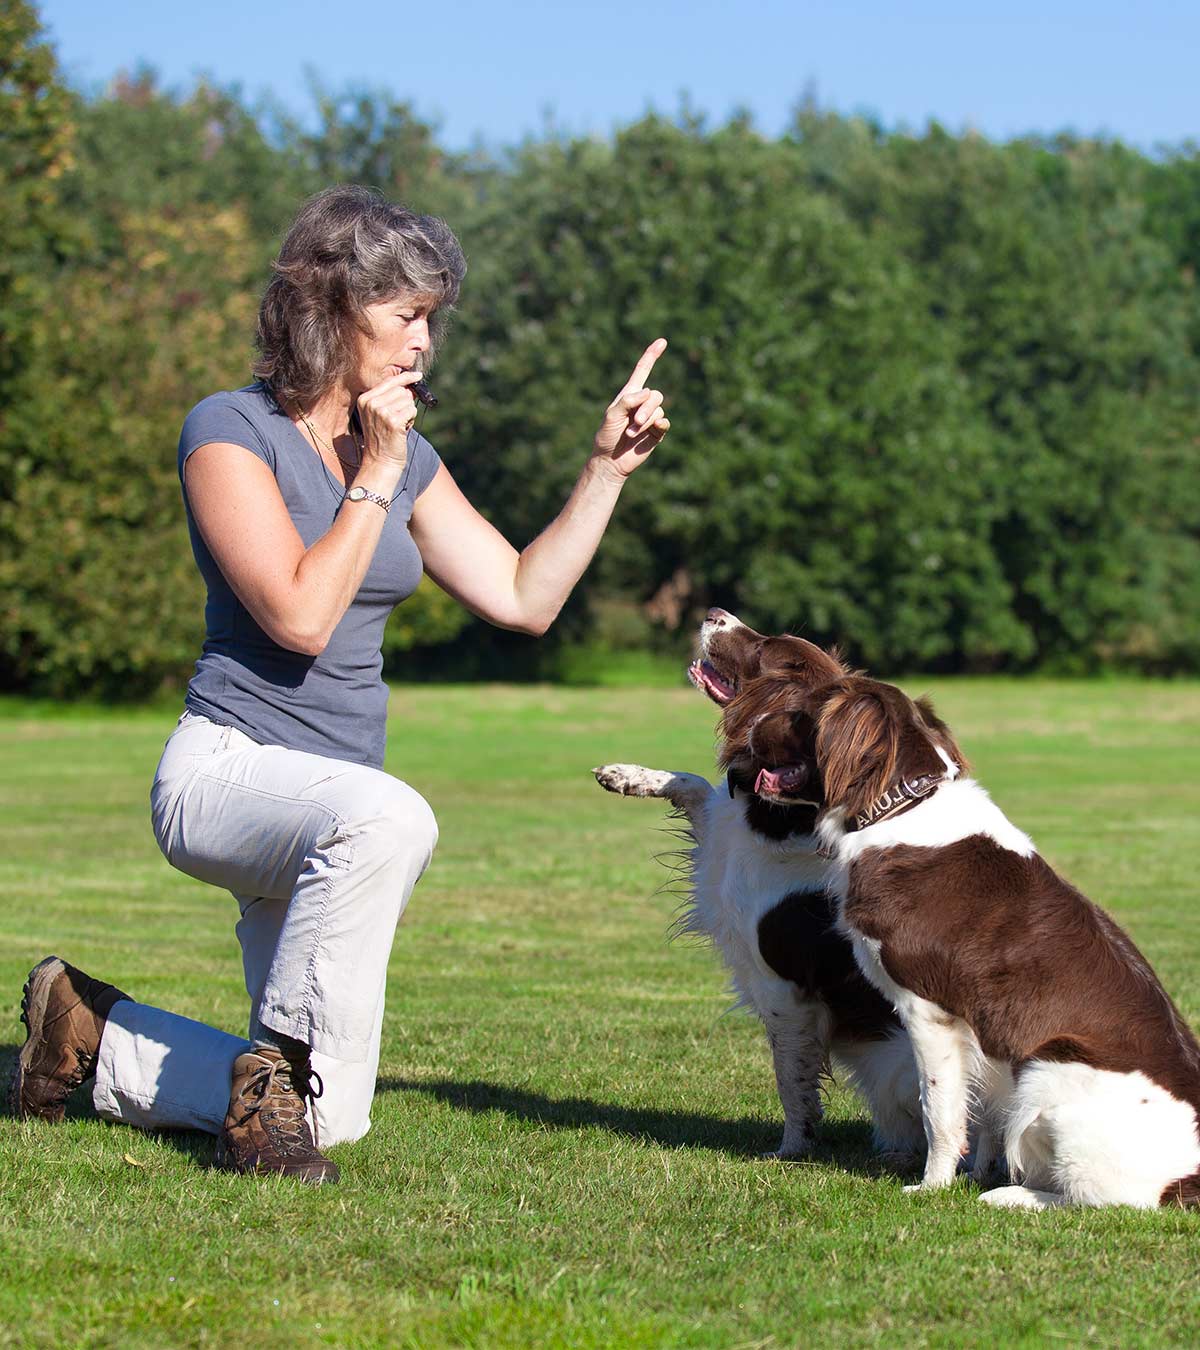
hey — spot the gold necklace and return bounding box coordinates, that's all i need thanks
[299,411,362,472]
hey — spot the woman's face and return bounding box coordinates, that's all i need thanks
[351,294,437,392]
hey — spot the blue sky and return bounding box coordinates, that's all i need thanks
[37,0,1199,152]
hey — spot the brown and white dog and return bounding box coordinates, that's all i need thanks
[691,615,1200,1208]
[595,609,924,1161]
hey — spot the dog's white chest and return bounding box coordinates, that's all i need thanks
[688,792,831,977]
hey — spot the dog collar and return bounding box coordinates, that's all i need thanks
[849,774,941,832]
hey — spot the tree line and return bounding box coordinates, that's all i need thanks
[2,0,1198,696]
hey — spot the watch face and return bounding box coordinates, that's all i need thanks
[347,486,366,501]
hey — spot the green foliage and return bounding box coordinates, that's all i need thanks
[57,68,302,260]
[1,5,1198,695]
[848,128,1197,671]
[0,0,79,493]
[381,576,472,662]
[0,0,78,324]
[0,202,260,695]
[439,115,1200,674]
[289,77,453,205]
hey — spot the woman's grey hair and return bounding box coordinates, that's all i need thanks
[253,184,467,411]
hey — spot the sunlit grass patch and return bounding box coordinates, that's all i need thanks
[1,679,1199,1346]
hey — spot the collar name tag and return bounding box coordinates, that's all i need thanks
[854,776,939,831]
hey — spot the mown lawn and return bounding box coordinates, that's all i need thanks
[1,677,1199,1348]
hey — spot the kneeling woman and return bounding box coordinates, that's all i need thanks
[11,185,669,1183]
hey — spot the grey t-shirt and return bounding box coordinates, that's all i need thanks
[178,383,441,768]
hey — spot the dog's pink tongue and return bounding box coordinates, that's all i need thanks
[688,660,735,703]
[754,765,805,796]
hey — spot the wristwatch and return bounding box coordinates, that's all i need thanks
[344,485,390,514]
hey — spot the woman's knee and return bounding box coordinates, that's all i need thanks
[349,780,439,869]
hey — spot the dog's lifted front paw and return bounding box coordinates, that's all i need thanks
[593,764,672,798]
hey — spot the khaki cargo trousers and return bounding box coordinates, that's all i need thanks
[92,711,437,1145]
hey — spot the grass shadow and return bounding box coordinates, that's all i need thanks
[0,1042,16,1099]
[143,1126,221,1167]
[381,1075,917,1178]
[3,1037,913,1179]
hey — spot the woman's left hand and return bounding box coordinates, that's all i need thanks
[590,338,671,480]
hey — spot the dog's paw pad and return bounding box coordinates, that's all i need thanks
[593,764,658,796]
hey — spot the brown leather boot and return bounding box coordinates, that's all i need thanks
[215,1046,339,1185]
[9,955,131,1122]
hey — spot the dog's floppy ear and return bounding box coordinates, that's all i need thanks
[814,689,898,824]
[817,685,952,823]
[745,705,817,765]
[718,676,810,769]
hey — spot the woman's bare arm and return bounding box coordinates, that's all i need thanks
[183,442,403,655]
[410,340,671,635]
[185,367,430,654]
[410,459,624,636]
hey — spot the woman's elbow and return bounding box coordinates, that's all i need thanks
[242,586,335,655]
[266,618,331,657]
[490,612,551,638]
[290,631,331,657]
[509,604,557,637]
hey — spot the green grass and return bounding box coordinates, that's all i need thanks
[2,678,1199,1348]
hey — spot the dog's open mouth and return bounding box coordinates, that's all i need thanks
[753,765,817,805]
[688,659,737,704]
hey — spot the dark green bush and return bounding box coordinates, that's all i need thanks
[2,0,1198,695]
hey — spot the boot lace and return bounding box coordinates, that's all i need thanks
[66,1043,100,1091]
[233,1055,326,1155]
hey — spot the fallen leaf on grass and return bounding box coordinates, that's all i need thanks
[122,1153,146,1168]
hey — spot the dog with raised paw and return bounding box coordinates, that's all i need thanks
[595,608,924,1163]
[693,618,1200,1209]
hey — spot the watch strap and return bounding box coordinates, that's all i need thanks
[344,486,390,514]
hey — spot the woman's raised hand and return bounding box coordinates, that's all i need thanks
[591,339,671,479]
[356,371,427,470]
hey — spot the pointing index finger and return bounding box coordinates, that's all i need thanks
[622,338,668,394]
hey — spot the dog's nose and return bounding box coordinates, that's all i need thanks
[706,607,730,627]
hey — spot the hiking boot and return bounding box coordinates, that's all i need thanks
[9,955,131,1122]
[215,1047,339,1185]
